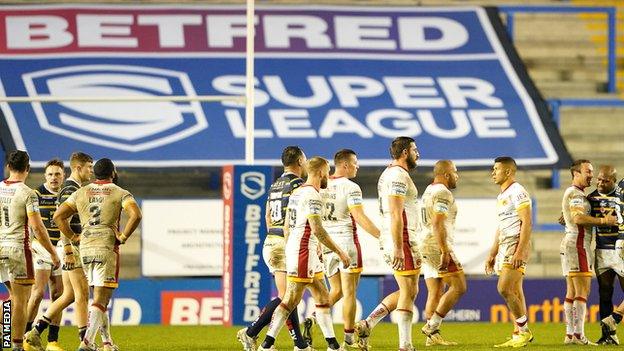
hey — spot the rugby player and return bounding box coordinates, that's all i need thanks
[310,149,380,349]
[237,146,310,351]
[560,160,616,345]
[24,159,66,351]
[355,136,422,351]
[257,157,350,351]
[53,158,142,351]
[485,157,533,348]
[419,160,466,346]
[0,150,60,351]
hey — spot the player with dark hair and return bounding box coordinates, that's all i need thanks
[24,158,66,351]
[1,150,60,351]
[237,146,311,351]
[53,158,142,351]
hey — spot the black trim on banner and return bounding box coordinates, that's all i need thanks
[486,6,572,169]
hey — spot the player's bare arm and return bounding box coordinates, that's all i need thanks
[511,206,532,269]
[431,211,450,270]
[117,200,142,244]
[283,208,290,242]
[388,195,405,270]
[27,211,60,269]
[308,215,350,268]
[53,202,80,268]
[265,201,271,232]
[572,205,617,226]
[349,205,380,238]
[485,229,500,275]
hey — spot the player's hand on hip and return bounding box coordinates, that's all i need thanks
[392,246,405,271]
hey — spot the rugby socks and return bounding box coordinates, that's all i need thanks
[613,312,623,324]
[99,312,113,345]
[34,315,52,334]
[12,338,23,350]
[366,302,390,329]
[564,298,574,337]
[25,321,33,332]
[515,315,529,332]
[247,297,281,338]
[48,325,60,342]
[344,329,355,345]
[429,311,444,330]
[573,296,587,338]
[286,309,307,349]
[396,309,413,348]
[84,303,106,346]
[78,326,87,342]
[315,305,339,349]
[263,303,290,348]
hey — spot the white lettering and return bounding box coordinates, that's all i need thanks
[335,16,395,50]
[399,17,468,50]
[384,77,445,108]
[110,298,142,325]
[212,75,269,108]
[137,15,202,48]
[367,109,421,138]
[77,15,137,47]
[330,76,385,108]
[6,16,73,49]
[207,15,257,48]
[270,110,317,138]
[468,109,515,138]
[417,110,471,139]
[225,110,274,138]
[264,75,332,108]
[170,298,200,325]
[438,77,503,108]
[319,109,373,138]
[199,297,223,325]
[264,15,332,48]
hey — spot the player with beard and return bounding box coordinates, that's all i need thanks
[485,157,533,348]
[257,157,350,351]
[419,160,466,346]
[560,160,616,345]
[355,136,422,351]
[237,146,310,351]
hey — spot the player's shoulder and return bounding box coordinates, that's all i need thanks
[509,182,529,194]
[430,183,452,198]
[563,185,583,197]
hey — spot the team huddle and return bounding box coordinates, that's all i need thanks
[0,150,142,351]
[236,136,624,350]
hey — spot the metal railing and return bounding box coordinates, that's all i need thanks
[499,5,618,93]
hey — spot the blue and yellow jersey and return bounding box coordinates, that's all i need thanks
[588,188,624,249]
[266,172,303,237]
[58,178,82,235]
[35,184,60,245]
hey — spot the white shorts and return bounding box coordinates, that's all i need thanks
[63,244,83,270]
[420,244,463,280]
[380,235,421,276]
[323,236,363,277]
[495,240,526,274]
[595,249,624,277]
[262,235,286,273]
[32,240,63,276]
[81,248,119,288]
[286,243,323,283]
[560,237,593,277]
[0,245,34,284]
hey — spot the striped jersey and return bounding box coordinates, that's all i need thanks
[562,185,591,246]
[377,165,420,241]
[497,182,532,244]
[588,188,624,249]
[0,180,38,249]
[58,178,82,234]
[266,172,303,237]
[285,185,323,260]
[320,176,363,240]
[35,184,61,245]
[419,183,457,247]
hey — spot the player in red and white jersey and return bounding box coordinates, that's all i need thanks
[485,157,533,347]
[355,136,421,351]
[419,160,466,346]
[257,157,350,351]
[0,150,59,351]
[560,160,616,345]
[310,149,379,349]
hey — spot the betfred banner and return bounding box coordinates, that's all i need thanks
[222,165,273,326]
[0,5,569,168]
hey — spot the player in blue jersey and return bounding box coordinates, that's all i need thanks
[237,146,312,351]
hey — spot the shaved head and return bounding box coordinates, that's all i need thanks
[598,165,617,181]
[433,160,454,176]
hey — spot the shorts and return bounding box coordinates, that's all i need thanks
[32,240,63,276]
[81,248,119,288]
[594,249,623,277]
[262,235,286,273]
[380,235,421,276]
[286,243,323,283]
[420,244,462,279]
[0,245,34,284]
[63,243,83,271]
[323,236,363,277]
[495,240,526,275]
[560,236,593,277]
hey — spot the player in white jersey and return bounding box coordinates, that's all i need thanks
[560,160,616,345]
[53,159,142,351]
[485,157,533,347]
[0,151,59,351]
[355,136,421,351]
[257,157,350,351]
[419,160,466,346]
[312,149,379,349]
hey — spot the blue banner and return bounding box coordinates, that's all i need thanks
[0,5,569,168]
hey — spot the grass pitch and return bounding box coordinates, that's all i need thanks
[49,322,619,350]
